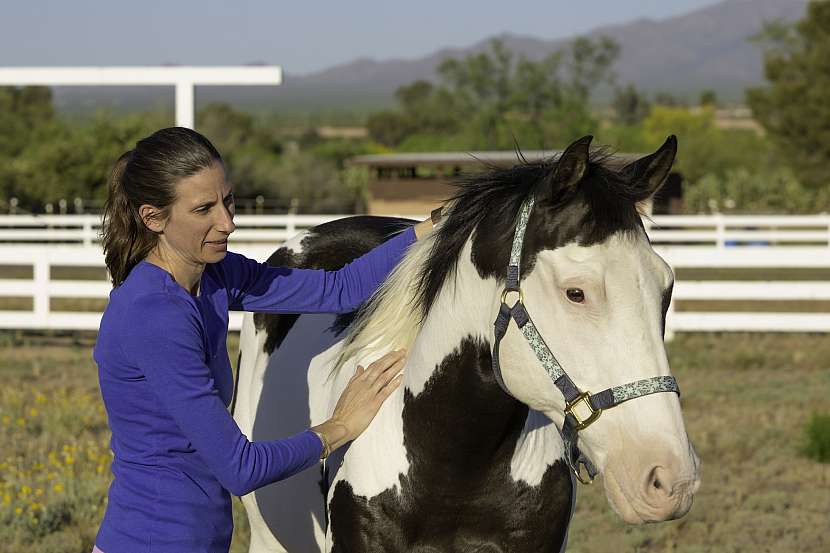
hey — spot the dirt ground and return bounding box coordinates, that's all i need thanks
[0,332,827,552]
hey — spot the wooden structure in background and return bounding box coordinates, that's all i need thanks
[348,151,683,216]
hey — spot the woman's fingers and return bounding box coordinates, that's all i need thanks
[328,348,408,442]
[364,349,405,386]
[371,356,405,392]
[376,373,403,405]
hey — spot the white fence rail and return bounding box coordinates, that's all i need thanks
[0,243,826,334]
[2,214,830,247]
[0,214,343,246]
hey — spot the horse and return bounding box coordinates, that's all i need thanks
[231,135,701,552]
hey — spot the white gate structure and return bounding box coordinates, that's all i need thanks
[0,66,282,129]
[0,214,827,333]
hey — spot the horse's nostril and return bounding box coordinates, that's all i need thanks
[646,466,672,500]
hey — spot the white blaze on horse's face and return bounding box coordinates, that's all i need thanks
[499,228,700,524]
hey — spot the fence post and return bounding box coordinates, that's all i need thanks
[33,254,50,326]
[286,213,296,238]
[715,214,726,249]
[83,218,93,246]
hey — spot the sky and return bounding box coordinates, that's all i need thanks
[1,0,725,75]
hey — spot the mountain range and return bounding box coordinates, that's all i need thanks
[52,0,809,116]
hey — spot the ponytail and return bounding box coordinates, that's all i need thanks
[101,151,157,286]
[100,127,222,286]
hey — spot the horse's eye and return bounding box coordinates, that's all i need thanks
[566,288,585,303]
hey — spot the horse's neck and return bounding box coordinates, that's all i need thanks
[401,241,567,480]
[404,240,498,395]
[401,242,529,456]
[335,239,567,501]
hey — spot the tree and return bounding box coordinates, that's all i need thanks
[371,36,619,151]
[699,89,718,107]
[612,84,651,125]
[747,3,830,190]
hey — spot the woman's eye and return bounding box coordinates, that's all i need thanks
[566,288,585,303]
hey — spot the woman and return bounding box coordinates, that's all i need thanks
[92,127,434,553]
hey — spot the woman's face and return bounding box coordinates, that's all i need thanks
[149,160,236,266]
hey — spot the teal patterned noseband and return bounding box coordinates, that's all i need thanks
[491,196,680,484]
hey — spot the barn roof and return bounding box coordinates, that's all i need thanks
[347,150,644,168]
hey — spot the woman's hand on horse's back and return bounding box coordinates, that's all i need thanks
[312,349,405,452]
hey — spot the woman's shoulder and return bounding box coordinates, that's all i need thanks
[104,264,200,327]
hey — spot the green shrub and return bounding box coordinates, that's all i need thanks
[801,412,830,463]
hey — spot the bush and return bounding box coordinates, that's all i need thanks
[801,412,830,463]
[683,167,829,214]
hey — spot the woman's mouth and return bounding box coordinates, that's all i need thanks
[205,239,228,249]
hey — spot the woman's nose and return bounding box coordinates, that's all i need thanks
[216,204,236,234]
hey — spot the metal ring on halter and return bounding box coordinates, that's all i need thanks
[500,288,524,305]
[572,462,596,485]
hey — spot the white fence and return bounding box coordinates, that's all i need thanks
[0,241,826,334]
[2,213,830,248]
[0,214,342,246]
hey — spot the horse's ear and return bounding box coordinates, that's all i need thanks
[546,135,592,192]
[622,135,678,200]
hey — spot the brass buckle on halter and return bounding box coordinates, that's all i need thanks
[565,392,602,431]
[500,288,524,306]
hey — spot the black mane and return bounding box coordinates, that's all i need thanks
[413,149,655,320]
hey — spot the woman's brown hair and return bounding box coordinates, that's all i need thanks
[101,127,222,286]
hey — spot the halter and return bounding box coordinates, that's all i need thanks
[491,196,680,484]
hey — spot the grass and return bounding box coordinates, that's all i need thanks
[801,413,830,464]
[0,333,828,552]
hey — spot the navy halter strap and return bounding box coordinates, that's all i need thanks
[491,196,680,484]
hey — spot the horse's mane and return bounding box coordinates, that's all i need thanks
[332,148,650,376]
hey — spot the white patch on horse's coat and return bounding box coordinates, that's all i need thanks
[404,240,500,397]
[510,409,566,486]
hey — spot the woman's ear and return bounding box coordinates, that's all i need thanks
[138,204,167,233]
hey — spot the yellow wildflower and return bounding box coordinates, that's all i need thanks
[14,506,22,515]
[2,493,10,505]
[35,393,46,404]
[15,417,24,426]
[27,408,38,417]
[52,483,63,493]
[35,488,43,497]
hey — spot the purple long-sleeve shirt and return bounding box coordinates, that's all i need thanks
[93,226,416,553]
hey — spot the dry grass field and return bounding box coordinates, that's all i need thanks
[0,332,827,553]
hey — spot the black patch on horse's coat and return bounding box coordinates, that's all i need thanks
[252,216,414,354]
[660,281,674,338]
[230,349,243,416]
[413,150,663,321]
[329,336,573,553]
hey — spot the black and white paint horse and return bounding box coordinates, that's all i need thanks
[232,136,700,552]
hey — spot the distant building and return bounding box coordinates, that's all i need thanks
[317,126,369,139]
[348,151,684,216]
